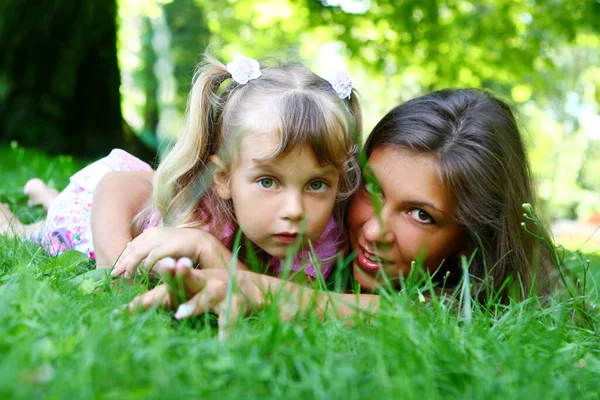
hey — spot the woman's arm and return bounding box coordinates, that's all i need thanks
[129,264,380,328]
[238,271,380,321]
[91,170,154,268]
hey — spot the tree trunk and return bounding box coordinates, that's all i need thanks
[0,0,155,162]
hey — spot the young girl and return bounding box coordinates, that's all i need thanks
[0,53,362,282]
[128,88,560,321]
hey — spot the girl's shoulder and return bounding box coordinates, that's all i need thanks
[70,149,153,192]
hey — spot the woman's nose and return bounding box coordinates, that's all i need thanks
[362,215,395,244]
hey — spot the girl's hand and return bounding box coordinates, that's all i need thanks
[111,227,221,279]
[128,259,262,339]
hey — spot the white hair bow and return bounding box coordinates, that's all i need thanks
[327,70,352,99]
[226,53,262,84]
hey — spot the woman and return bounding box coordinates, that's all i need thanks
[127,88,558,322]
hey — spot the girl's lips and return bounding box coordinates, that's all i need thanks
[274,233,298,244]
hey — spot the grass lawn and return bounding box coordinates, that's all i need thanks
[1,144,599,399]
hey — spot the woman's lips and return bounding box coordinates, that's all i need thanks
[356,251,381,272]
[356,248,392,273]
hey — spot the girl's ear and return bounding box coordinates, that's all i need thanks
[210,155,231,200]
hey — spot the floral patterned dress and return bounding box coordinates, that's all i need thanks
[30,149,153,259]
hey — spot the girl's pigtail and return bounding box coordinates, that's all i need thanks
[346,88,363,142]
[337,88,363,201]
[153,55,231,227]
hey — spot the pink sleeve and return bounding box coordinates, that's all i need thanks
[144,197,237,249]
[143,210,163,232]
[270,217,346,280]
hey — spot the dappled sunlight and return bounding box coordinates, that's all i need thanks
[113,0,599,222]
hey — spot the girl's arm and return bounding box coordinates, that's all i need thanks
[112,226,250,278]
[91,170,154,268]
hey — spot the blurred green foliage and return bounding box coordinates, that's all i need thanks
[163,0,211,110]
[117,0,600,221]
[0,0,596,219]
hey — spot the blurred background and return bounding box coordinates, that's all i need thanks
[0,0,599,244]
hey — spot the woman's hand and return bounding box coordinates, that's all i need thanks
[111,227,226,279]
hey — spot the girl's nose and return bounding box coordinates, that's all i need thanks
[281,191,305,221]
[362,215,395,244]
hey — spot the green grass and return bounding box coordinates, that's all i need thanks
[0,142,85,224]
[1,144,600,399]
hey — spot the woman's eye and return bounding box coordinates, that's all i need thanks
[364,181,383,197]
[308,180,328,192]
[409,209,434,224]
[258,178,276,189]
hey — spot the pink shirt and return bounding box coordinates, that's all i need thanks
[34,148,345,280]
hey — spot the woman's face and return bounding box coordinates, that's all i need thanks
[346,146,464,291]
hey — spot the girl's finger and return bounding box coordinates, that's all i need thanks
[175,257,194,269]
[118,233,155,278]
[145,249,194,274]
[128,284,172,313]
[159,257,177,269]
[124,256,144,279]
[113,239,143,277]
[143,246,167,273]
[173,278,227,319]
[159,257,185,306]
[123,242,150,279]
[157,261,212,295]
[111,242,132,276]
[217,294,246,341]
[111,265,124,277]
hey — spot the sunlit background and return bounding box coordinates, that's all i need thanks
[115,0,600,231]
[1,0,598,240]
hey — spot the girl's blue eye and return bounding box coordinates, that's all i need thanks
[308,180,327,192]
[409,209,434,224]
[258,178,276,189]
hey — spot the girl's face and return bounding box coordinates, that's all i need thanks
[346,147,464,291]
[217,132,340,258]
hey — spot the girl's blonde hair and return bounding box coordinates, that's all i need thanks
[135,53,362,241]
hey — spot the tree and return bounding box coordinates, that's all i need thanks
[0,0,153,160]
